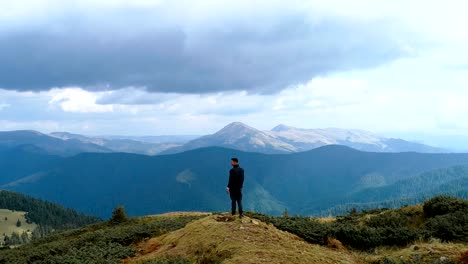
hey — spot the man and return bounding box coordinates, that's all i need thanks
[226,157,244,217]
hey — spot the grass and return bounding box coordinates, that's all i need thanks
[128,214,355,264]
[129,212,468,264]
[0,209,37,245]
[0,214,204,264]
[355,240,468,263]
[0,208,466,263]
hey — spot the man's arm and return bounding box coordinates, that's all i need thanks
[226,169,233,193]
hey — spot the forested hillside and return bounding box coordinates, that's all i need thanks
[4,146,468,218]
[0,190,101,229]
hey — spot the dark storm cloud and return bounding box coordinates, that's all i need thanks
[0,7,409,94]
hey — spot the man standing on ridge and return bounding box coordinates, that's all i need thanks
[226,157,244,217]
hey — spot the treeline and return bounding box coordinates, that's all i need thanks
[247,195,468,251]
[3,231,31,247]
[3,226,55,247]
[0,190,101,229]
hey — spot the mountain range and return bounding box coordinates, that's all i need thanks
[162,122,445,154]
[0,130,110,157]
[0,122,446,157]
[2,145,468,218]
[49,132,197,155]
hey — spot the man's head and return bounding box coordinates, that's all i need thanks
[231,157,239,166]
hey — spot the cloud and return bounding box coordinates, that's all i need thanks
[48,88,114,113]
[96,88,177,105]
[0,103,10,110]
[0,1,410,94]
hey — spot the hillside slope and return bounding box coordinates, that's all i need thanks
[0,209,37,246]
[0,190,101,229]
[0,144,62,185]
[129,214,355,264]
[321,165,468,215]
[1,196,466,264]
[4,146,468,218]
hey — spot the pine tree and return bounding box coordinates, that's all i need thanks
[6,232,21,246]
[20,231,29,244]
[16,219,21,227]
[109,206,128,224]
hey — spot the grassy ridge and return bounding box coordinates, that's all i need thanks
[0,196,466,264]
[0,214,203,264]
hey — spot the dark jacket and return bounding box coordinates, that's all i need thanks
[227,165,244,191]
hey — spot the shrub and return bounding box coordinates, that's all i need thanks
[365,211,410,228]
[245,212,329,245]
[426,211,468,242]
[423,196,468,218]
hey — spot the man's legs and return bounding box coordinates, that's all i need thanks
[237,191,243,217]
[230,192,237,215]
[230,190,243,216]
[231,198,237,215]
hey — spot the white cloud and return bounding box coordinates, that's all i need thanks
[48,88,114,113]
[0,103,10,110]
[1,0,468,151]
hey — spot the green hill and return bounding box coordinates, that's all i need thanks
[4,146,468,218]
[0,190,101,246]
[0,196,466,264]
[0,190,101,229]
[0,209,37,247]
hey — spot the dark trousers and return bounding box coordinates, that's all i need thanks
[229,189,243,216]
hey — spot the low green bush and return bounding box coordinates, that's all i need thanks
[247,196,468,250]
[423,195,468,218]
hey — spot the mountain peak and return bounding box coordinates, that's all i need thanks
[217,122,258,133]
[271,124,296,132]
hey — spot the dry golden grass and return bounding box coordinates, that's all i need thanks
[356,240,468,263]
[316,216,336,224]
[128,214,355,264]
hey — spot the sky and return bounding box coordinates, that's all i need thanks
[1,0,468,150]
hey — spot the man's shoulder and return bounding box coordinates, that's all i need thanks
[230,167,243,172]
